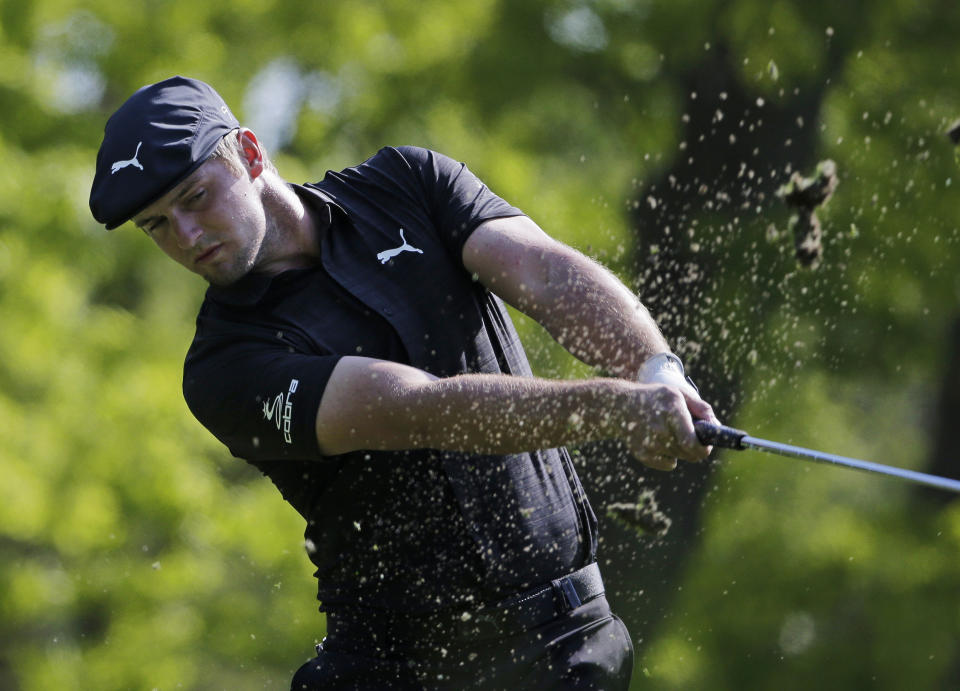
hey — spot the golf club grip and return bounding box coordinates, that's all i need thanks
[694,421,747,450]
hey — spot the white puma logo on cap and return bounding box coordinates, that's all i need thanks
[377,228,423,264]
[111,141,144,174]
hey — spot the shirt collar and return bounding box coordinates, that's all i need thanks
[204,183,345,307]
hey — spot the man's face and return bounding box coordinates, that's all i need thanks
[132,154,268,286]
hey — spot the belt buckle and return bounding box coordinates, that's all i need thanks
[553,576,582,614]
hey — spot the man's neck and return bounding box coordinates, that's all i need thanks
[254,176,325,275]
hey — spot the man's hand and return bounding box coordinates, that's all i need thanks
[634,353,720,470]
[620,383,712,471]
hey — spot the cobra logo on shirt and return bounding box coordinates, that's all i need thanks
[263,379,299,444]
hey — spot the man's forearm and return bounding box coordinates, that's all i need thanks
[317,357,708,466]
[399,372,632,454]
[318,357,630,455]
[523,248,670,380]
[463,217,671,380]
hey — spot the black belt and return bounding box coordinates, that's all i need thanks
[324,562,605,651]
[486,561,605,636]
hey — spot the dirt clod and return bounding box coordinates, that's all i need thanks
[607,489,672,538]
[776,159,839,269]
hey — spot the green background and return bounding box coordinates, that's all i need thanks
[1,0,958,688]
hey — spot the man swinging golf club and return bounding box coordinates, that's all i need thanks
[90,76,720,689]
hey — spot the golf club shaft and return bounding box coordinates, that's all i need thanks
[695,421,960,494]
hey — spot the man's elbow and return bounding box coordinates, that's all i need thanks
[314,362,438,456]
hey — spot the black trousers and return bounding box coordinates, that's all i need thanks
[291,596,633,690]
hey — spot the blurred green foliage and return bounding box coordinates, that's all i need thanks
[0,0,958,688]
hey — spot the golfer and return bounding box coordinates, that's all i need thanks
[90,76,718,690]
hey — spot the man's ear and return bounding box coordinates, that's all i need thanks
[237,128,265,179]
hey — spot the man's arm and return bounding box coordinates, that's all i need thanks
[462,215,716,422]
[315,356,705,471]
[315,214,716,470]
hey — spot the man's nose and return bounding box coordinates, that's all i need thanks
[170,210,202,249]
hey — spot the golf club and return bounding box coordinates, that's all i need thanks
[694,420,960,494]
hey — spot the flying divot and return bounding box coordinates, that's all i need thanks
[776,160,839,269]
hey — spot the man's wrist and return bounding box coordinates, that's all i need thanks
[638,352,699,396]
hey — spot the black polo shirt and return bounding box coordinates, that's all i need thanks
[183,146,598,614]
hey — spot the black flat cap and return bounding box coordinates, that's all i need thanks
[90,76,239,229]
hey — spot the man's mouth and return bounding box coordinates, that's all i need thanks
[195,244,222,264]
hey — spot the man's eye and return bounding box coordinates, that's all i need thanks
[189,189,206,203]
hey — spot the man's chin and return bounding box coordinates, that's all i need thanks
[201,262,255,287]
[205,272,249,287]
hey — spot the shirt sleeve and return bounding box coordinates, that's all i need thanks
[394,146,525,259]
[183,333,339,463]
